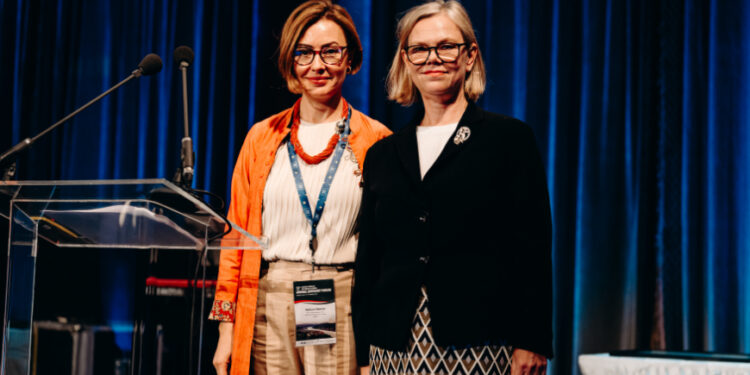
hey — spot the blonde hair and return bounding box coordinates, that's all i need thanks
[387,0,486,105]
[278,0,363,94]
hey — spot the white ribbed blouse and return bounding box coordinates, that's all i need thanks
[261,119,362,264]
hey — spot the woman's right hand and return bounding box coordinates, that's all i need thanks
[213,322,234,375]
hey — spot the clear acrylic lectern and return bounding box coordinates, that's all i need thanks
[1,179,264,375]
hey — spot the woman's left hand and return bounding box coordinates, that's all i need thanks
[511,348,547,375]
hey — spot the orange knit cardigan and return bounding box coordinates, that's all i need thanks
[209,106,391,375]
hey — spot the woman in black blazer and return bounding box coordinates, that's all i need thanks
[352,1,552,374]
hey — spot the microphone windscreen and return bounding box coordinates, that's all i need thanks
[174,46,195,65]
[138,53,163,76]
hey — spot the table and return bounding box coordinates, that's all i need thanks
[579,352,750,375]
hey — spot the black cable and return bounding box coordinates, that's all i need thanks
[183,186,233,373]
[190,232,230,374]
[187,188,226,211]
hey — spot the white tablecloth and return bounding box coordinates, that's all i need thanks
[579,353,750,375]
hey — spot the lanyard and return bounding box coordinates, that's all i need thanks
[287,106,352,258]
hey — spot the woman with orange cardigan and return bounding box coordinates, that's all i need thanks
[209,2,390,374]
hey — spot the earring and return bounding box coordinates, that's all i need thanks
[346,66,352,73]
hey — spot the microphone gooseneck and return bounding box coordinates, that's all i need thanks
[1,53,163,180]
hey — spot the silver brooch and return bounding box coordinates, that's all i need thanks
[453,126,471,145]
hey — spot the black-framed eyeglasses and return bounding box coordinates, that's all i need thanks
[294,44,348,65]
[404,42,468,65]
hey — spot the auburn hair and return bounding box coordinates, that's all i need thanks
[278,0,363,94]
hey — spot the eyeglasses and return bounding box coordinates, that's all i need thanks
[294,44,348,65]
[404,42,468,65]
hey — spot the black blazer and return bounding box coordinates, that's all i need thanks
[352,102,553,365]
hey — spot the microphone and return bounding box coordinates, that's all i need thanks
[173,46,195,187]
[134,53,163,77]
[0,53,163,180]
[174,46,194,68]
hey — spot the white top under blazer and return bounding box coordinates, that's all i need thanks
[416,122,458,179]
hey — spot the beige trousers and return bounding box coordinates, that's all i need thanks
[251,260,357,375]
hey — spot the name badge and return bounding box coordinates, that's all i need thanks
[293,279,336,347]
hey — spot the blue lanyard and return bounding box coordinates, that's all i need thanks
[287,106,352,254]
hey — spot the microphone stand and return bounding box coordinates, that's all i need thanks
[174,60,195,188]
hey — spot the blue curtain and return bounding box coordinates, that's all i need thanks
[2,0,749,374]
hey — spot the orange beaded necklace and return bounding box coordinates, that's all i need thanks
[289,98,349,165]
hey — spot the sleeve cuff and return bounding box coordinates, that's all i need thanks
[208,300,236,321]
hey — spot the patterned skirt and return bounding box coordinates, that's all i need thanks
[369,287,512,375]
